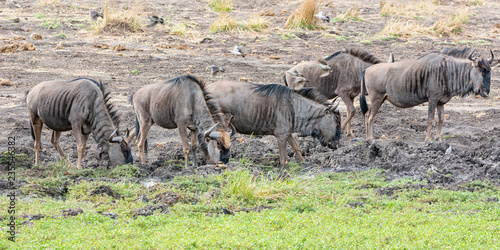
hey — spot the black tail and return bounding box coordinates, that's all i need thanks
[30,120,34,141]
[359,70,369,116]
[135,115,147,154]
[282,73,288,87]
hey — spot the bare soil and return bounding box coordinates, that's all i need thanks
[1,0,499,186]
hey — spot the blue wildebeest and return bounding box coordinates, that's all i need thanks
[284,48,393,139]
[360,49,493,141]
[26,78,133,169]
[131,75,231,168]
[207,81,341,166]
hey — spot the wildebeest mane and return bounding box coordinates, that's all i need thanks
[167,75,225,124]
[324,48,383,64]
[294,87,328,104]
[440,47,470,59]
[253,84,327,104]
[406,55,475,99]
[70,77,120,128]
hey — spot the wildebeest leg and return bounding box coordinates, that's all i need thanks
[435,104,445,141]
[287,135,304,163]
[365,95,386,140]
[190,130,198,168]
[177,126,191,169]
[340,93,356,139]
[276,135,288,166]
[71,124,85,169]
[50,131,66,160]
[425,101,438,142]
[31,115,43,166]
[136,117,152,164]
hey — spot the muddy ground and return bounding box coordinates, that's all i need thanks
[1,0,499,187]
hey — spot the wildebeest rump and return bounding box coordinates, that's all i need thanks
[284,48,388,139]
[360,49,492,141]
[131,75,231,168]
[207,81,341,166]
[26,78,133,169]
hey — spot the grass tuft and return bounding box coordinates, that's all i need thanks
[93,0,144,34]
[380,0,437,18]
[210,0,233,12]
[285,0,323,30]
[431,7,469,35]
[334,6,363,22]
[37,0,61,5]
[210,12,237,33]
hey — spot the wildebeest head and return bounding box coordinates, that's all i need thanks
[302,98,342,149]
[202,123,232,164]
[106,129,133,166]
[468,49,493,97]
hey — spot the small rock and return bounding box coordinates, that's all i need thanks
[259,10,275,16]
[113,44,129,51]
[20,42,35,51]
[0,79,12,86]
[269,55,280,60]
[13,17,20,23]
[31,34,43,40]
[13,35,25,40]
[200,37,214,43]
[22,214,45,221]
[0,43,19,53]
[495,23,500,29]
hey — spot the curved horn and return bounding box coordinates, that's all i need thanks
[388,53,394,63]
[229,122,236,137]
[110,136,123,143]
[468,48,476,61]
[331,98,342,112]
[108,128,118,141]
[488,49,494,64]
[204,123,219,138]
[326,96,341,105]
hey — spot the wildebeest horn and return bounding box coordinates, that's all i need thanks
[204,123,219,138]
[330,98,341,112]
[388,53,394,63]
[110,136,123,142]
[488,49,494,64]
[108,128,118,141]
[229,122,236,137]
[326,96,341,105]
[468,48,476,61]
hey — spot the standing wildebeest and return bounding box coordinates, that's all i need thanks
[360,49,493,141]
[284,48,391,139]
[207,81,342,166]
[131,75,231,168]
[26,78,133,169]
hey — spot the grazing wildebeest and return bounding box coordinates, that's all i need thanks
[131,75,231,168]
[26,78,133,169]
[284,48,391,139]
[207,81,342,166]
[360,49,492,141]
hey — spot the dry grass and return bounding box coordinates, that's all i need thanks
[464,0,485,6]
[432,7,469,35]
[245,16,269,32]
[210,0,233,12]
[210,12,238,33]
[380,0,438,18]
[334,6,362,22]
[379,7,469,38]
[93,0,144,35]
[285,0,323,30]
[37,0,61,5]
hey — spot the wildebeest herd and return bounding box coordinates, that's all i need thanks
[25,47,494,168]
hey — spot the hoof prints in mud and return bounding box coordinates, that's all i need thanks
[133,205,169,218]
[90,185,121,199]
[327,138,500,184]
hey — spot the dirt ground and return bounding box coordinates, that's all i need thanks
[1,0,499,186]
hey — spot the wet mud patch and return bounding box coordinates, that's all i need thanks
[133,205,169,218]
[90,185,121,199]
[62,208,83,217]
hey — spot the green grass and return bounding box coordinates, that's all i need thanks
[1,168,499,248]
